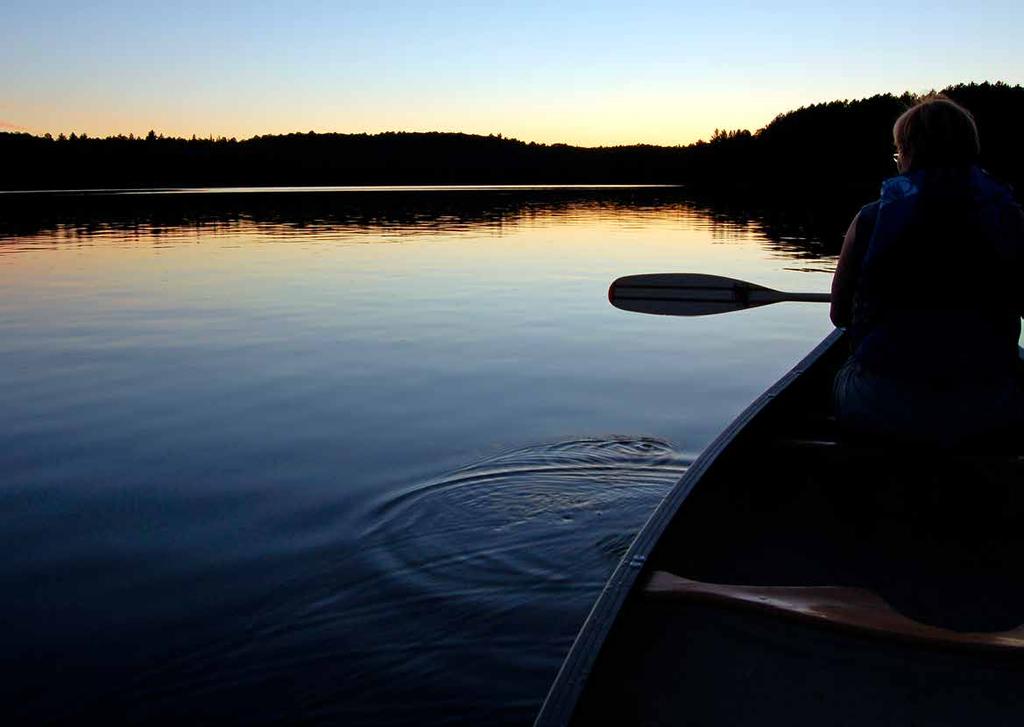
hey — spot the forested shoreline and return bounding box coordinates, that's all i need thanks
[2,83,1022,205]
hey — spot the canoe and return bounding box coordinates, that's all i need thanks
[536,329,1024,726]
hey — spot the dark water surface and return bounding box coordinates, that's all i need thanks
[0,187,836,724]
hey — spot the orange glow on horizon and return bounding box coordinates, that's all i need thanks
[8,87,806,148]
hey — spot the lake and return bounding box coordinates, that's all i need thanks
[0,186,837,724]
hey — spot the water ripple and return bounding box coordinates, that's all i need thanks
[78,437,686,725]
[363,437,686,590]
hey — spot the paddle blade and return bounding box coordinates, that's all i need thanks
[609,273,784,317]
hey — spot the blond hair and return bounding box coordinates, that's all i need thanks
[893,95,980,171]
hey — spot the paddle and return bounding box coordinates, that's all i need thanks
[609,273,831,317]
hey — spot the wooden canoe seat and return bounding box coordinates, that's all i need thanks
[644,570,1024,652]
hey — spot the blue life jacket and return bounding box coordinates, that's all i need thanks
[850,166,1022,384]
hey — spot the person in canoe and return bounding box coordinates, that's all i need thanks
[830,95,1024,445]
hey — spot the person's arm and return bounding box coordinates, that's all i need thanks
[1016,206,1024,320]
[830,209,872,328]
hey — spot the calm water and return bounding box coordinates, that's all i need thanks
[0,187,836,724]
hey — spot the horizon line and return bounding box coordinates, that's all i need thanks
[4,127,700,149]
[4,80,1018,150]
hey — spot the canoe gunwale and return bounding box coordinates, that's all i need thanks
[533,328,844,727]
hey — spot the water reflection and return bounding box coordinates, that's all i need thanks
[0,186,847,264]
[0,186,839,724]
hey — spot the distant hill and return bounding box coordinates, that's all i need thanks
[684,82,1024,204]
[0,129,686,190]
[2,82,1022,206]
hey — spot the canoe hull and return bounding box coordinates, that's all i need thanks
[537,329,1024,726]
[535,330,847,726]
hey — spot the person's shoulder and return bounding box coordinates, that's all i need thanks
[859,200,881,218]
[853,201,880,238]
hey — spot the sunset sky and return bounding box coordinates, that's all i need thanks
[4,1,1022,146]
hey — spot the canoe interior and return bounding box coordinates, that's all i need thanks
[564,334,1024,726]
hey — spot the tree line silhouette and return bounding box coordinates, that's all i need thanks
[2,83,1021,208]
